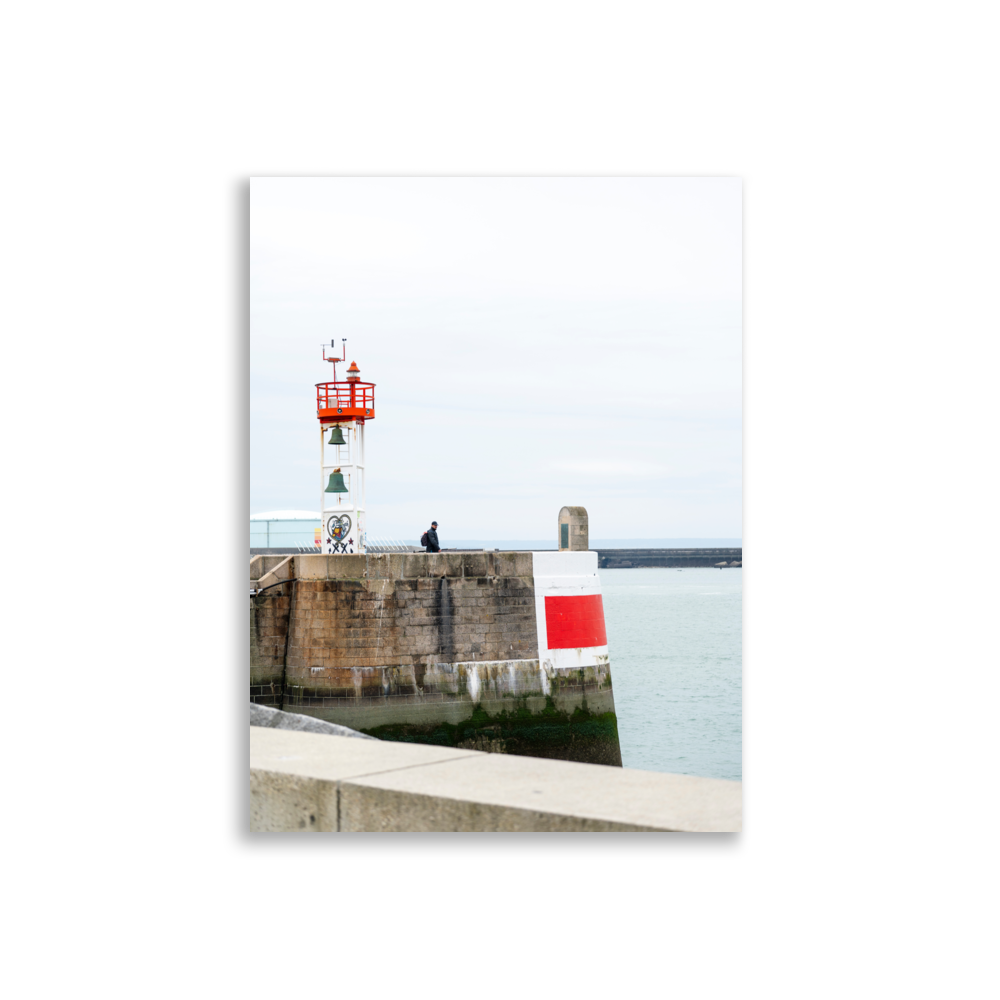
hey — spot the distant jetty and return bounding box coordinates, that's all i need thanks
[594,548,742,568]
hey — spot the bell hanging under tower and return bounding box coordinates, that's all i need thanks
[315,339,375,554]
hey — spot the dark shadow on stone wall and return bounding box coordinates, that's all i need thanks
[249,588,291,708]
[437,575,454,658]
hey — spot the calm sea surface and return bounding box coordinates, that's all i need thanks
[601,567,742,781]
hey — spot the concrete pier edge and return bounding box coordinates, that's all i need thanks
[250,726,742,833]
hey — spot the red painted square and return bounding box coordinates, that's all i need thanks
[544,594,607,649]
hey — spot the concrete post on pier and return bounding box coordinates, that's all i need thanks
[558,506,589,551]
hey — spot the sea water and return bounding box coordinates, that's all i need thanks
[601,567,742,781]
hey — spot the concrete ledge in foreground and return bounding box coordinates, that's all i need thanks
[250,726,741,832]
[249,702,376,739]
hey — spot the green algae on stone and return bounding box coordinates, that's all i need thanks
[360,697,622,767]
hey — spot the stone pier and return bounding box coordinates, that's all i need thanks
[250,551,622,766]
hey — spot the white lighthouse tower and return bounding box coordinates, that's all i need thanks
[316,340,375,554]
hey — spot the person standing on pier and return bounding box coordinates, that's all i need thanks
[422,521,440,553]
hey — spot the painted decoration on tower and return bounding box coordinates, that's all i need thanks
[326,513,352,552]
[328,513,351,540]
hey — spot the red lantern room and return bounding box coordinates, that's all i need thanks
[316,355,375,424]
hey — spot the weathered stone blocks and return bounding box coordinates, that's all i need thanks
[250,552,622,765]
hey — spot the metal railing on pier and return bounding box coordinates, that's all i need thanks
[366,537,421,552]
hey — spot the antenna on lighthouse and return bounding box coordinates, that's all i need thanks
[322,337,347,378]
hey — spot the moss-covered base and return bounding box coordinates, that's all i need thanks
[360,698,623,768]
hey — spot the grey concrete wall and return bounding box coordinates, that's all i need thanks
[251,554,294,581]
[250,726,741,833]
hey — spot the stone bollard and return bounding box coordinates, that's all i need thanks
[558,506,589,551]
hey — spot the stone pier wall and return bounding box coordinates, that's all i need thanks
[250,552,621,766]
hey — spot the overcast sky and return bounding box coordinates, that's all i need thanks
[249,177,741,542]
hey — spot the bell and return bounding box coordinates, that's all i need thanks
[325,468,348,493]
[327,425,346,446]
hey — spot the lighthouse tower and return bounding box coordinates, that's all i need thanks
[316,340,375,554]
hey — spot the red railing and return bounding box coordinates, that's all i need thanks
[315,381,375,415]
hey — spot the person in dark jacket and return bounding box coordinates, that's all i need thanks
[424,521,440,553]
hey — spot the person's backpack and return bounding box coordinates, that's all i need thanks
[420,531,429,547]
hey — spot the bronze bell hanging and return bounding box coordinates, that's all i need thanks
[327,424,346,446]
[325,467,348,493]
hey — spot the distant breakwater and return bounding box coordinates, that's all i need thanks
[595,548,742,568]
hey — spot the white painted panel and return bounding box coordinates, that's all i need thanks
[531,551,609,670]
[532,550,599,579]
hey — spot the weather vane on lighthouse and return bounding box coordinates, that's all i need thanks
[316,338,375,554]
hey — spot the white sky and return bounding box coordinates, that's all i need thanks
[249,177,741,541]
